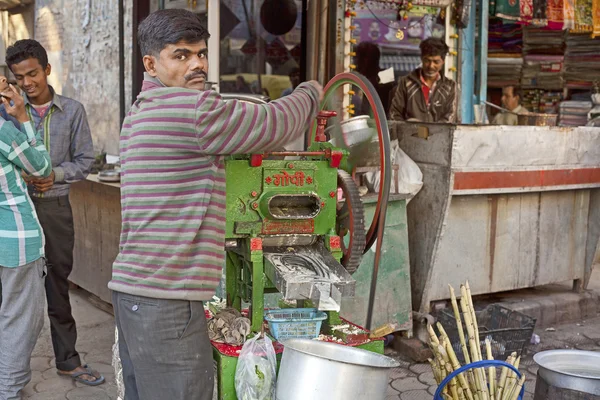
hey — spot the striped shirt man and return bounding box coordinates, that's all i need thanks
[109,73,320,301]
[0,119,52,267]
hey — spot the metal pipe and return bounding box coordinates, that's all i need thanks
[118,0,125,125]
[267,151,327,157]
[306,0,319,81]
[476,0,489,105]
[459,3,476,124]
[317,0,328,83]
[207,0,220,92]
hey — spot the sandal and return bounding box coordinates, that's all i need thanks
[57,364,106,386]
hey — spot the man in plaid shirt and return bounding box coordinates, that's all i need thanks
[0,77,52,399]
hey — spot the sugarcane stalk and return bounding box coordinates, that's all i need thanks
[429,358,442,385]
[508,375,526,400]
[449,285,471,365]
[465,281,488,397]
[434,343,451,397]
[445,362,460,400]
[485,339,495,399]
[496,353,515,400]
[465,281,482,361]
[428,323,441,346]
[460,292,485,394]
[502,356,520,400]
[445,338,475,400]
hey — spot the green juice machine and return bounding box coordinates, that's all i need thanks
[223,72,393,333]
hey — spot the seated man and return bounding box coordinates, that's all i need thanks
[389,38,457,123]
[492,85,528,125]
[0,78,53,399]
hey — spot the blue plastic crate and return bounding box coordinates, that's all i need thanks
[264,308,327,341]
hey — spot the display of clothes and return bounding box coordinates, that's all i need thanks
[564,0,576,30]
[490,0,599,31]
[564,33,600,88]
[575,0,593,32]
[593,0,600,37]
[494,0,521,21]
[559,100,592,125]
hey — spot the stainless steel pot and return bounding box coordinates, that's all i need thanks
[534,350,600,396]
[275,339,400,400]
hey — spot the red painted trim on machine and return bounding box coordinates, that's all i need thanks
[453,168,600,191]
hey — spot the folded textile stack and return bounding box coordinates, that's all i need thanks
[521,28,565,89]
[488,20,523,54]
[488,20,523,88]
[559,100,592,126]
[488,57,523,88]
[564,33,600,89]
[522,89,563,114]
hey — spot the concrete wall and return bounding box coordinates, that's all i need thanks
[34,0,133,155]
[0,1,133,156]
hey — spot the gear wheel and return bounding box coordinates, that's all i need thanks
[336,170,366,274]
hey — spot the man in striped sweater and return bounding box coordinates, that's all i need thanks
[110,9,323,400]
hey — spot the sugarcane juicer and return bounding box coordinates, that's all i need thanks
[224,73,392,333]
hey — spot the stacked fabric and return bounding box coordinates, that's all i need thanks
[521,27,565,89]
[488,20,523,88]
[488,58,523,88]
[564,33,600,89]
[559,100,592,126]
[488,20,523,54]
[522,89,563,114]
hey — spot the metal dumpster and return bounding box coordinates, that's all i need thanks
[392,122,600,313]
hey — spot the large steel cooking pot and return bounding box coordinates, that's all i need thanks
[276,339,400,400]
[533,350,600,396]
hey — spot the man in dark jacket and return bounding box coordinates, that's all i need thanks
[389,38,457,123]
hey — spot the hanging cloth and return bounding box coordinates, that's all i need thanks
[563,0,576,30]
[593,0,600,37]
[521,0,534,24]
[533,0,548,26]
[496,0,522,21]
[575,0,593,32]
[547,0,565,29]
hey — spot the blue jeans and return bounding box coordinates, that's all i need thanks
[112,291,214,400]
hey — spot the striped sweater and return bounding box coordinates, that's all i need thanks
[109,75,320,301]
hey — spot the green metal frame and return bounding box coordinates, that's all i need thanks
[225,156,344,332]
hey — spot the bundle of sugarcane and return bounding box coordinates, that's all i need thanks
[427,282,526,400]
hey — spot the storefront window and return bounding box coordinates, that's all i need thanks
[353,3,445,81]
[218,0,303,100]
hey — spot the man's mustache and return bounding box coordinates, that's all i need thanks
[184,71,207,82]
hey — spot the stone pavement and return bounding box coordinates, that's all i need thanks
[23,290,117,399]
[21,275,600,400]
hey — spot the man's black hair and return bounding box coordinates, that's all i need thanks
[138,9,211,57]
[5,39,49,70]
[419,37,449,59]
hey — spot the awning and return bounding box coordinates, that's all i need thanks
[0,0,32,11]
